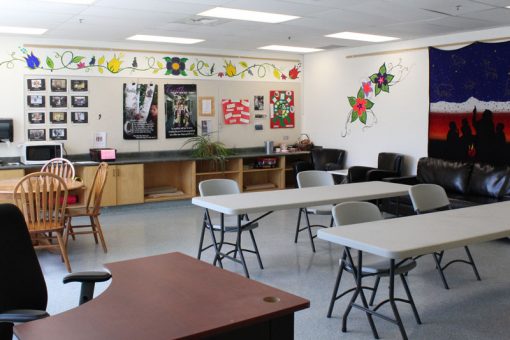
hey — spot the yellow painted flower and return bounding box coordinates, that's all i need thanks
[107,54,123,73]
[224,60,237,77]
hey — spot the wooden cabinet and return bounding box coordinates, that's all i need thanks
[242,157,284,192]
[144,161,194,202]
[195,158,242,194]
[0,169,25,204]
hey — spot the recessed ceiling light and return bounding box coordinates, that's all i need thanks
[259,45,323,53]
[198,7,299,23]
[0,26,47,35]
[127,35,204,44]
[43,0,96,4]
[326,31,399,42]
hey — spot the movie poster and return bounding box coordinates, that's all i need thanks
[165,84,197,138]
[429,41,510,165]
[123,83,158,140]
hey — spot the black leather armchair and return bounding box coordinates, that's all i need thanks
[0,204,111,340]
[347,152,404,183]
[292,148,346,185]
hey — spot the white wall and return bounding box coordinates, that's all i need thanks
[303,26,510,175]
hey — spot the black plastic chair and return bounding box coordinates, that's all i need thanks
[348,152,403,183]
[0,204,111,340]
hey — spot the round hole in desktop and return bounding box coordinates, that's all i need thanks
[263,296,280,303]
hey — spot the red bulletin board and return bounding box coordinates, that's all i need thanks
[222,99,250,124]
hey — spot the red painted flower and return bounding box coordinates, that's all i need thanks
[347,87,374,125]
[77,62,86,69]
[288,65,300,79]
[218,72,224,78]
[353,98,367,116]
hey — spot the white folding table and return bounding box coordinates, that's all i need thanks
[192,181,410,277]
[317,201,510,339]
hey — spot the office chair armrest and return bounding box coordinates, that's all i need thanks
[0,309,49,323]
[348,166,375,183]
[63,271,112,305]
[382,175,418,185]
[366,169,398,181]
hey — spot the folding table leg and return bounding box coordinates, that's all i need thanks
[389,259,408,340]
[236,215,250,278]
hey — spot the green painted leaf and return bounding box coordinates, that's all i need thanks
[72,56,84,63]
[153,69,159,74]
[46,57,54,69]
[190,63,195,71]
[165,69,172,75]
[241,72,245,79]
[365,99,374,110]
[98,67,104,74]
[357,87,364,99]
[193,70,198,76]
[381,83,390,93]
[210,64,215,74]
[157,61,163,69]
[348,96,357,107]
[240,61,248,68]
[379,63,386,75]
[204,63,209,68]
[369,74,378,83]
[180,58,188,63]
[351,110,358,122]
[163,57,172,62]
[360,111,367,124]
[386,74,394,83]
[181,70,187,76]
[98,56,105,65]
[375,86,382,96]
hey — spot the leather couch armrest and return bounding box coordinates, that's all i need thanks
[383,175,418,185]
[366,169,398,181]
[324,162,343,171]
[348,166,375,183]
[293,161,314,174]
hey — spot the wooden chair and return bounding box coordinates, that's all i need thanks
[13,172,71,272]
[65,162,109,253]
[41,157,75,179]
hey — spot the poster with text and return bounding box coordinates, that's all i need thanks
[165,84,197,138]
[123,83,158,140]
[222,99,250,124]
[270,90,295,128]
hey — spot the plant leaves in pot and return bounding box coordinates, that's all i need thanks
[182,133,233,171]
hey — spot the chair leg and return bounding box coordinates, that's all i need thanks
[329,216,334,228]
[464,246,481,281]
[89,216,99,244]
[235,222,250,278]
[432,252,450,289]
[56,231,72,273]
[94,215,108,253]
[303,209,316,252]
[248,229,264,269]
[369,276,381,306]
[197,216,207,259]
[294,208,303,243]
[67,217,76,241]
[400,273,422,324]
[327,259,346,318]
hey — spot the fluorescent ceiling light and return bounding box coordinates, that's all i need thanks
[326,31,399,42]
[43,0,96,4]
[259,45,323,53]
[0,26,47,35]
[127,35,204,44]
[198,7,299,23]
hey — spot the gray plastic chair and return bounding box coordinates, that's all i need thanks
[408,184,481,289]
[197,179,263,277]
[295,170,335,252]
[327,201,421,327]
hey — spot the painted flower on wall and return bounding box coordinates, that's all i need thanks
[24,52,40,69]
[107,54,123,73]
[369,63,394,96]
[288,65,301,80]
[348,87,374,124]
[224,60,237,77]
[164,57,187,76]
[362,81,373,97]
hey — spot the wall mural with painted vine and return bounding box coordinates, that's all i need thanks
[0,46,302,82]
[342,59,410,137]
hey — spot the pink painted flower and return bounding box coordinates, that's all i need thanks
[362,81,373,96]
[77,62,86,69]
[218,72,224,78]
[281,73,287,80]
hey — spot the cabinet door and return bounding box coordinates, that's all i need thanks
[0,169,25,204]
[77,165,116,207]
[101,165,118,206]
[116,164,144,205]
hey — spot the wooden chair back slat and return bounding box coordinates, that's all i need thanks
[86,163,109,214]
[41,158,75,179]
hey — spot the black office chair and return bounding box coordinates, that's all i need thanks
[348,152,403,183]
[293,148,346,185]
[0,204,111,340]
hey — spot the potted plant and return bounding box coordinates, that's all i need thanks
[182,133,233,171]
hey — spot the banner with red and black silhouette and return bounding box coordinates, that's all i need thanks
[429,41,510,165]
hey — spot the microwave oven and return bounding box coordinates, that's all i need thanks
[20,142,63,165]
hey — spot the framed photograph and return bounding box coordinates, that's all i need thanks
[50,95,67,108]
[254,95,264,111]
[27,78,46,92]
[50,78,67,92]
[71,96,88,108]
[49,128,67,140]
[71,111,88,123]
[28,111,45,124]
[27,95,45,108]
[199,96,214,116]
[28,129,46,141]
[50,111,67,124]
[70,79,88,92]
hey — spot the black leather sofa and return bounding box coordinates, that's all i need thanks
[382,157,510,216]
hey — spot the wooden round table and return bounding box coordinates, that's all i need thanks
[0,177,84,201]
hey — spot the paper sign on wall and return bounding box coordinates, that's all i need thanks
[270,90,295,129]
[222,99,250,125]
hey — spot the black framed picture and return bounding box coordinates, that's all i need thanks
[49,128,67,140]
[28,129,46,141]
[50,111,67,124]
[71,96,88,108]
[70,80,88,92]
[27,95,45,108]
[27,78,46,92]
[50,95,67,108]
[71,111,88,123]
[50,78,67,92]
[28,111,45,124]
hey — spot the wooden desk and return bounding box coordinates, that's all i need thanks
[14,252,309,340]
[0,177,84,201]
[317,201,510,339]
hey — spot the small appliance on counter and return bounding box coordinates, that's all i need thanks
[0,119,13,142]
[89,148,117,162]
[20,141,63,165]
